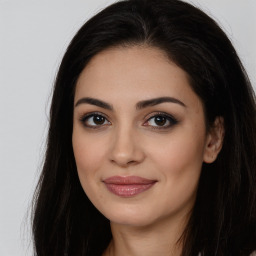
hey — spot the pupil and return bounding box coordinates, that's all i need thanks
[155,116,166,126]
[93,115,105,125]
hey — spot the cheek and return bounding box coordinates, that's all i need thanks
[145,133,205,216]
[146,126,206,200]
[150,130,205,171]
[72,130,107,186]
[72,130,114,215]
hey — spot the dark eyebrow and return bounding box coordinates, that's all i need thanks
[75,96,186,110]
[75,97,113,110]
[136,97,186,109]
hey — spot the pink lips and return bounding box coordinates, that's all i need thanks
[103,176,156,197]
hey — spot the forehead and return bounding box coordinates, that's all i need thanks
[75,46,200,110]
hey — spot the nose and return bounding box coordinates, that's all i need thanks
[109,126,145,167]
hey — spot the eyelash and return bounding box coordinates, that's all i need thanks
[144,112,178,130]
[79,112,110,129]
[79,112,178,130]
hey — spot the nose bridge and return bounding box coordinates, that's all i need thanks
[109,121,144,166]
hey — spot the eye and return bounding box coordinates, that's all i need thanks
[144,113,178,130]
[80,113,111,128]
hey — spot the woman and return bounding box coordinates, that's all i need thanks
[32,0,256,255]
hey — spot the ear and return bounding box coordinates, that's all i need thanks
[203,116,225,163]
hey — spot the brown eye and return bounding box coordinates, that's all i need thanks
[92,115,106,125]
[154,116,167,126]
[80,113,111,128]
[145,113,178,130]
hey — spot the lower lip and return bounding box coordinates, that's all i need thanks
[104,183,156,197]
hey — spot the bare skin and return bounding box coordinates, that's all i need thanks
[102,212,186,256]
[72,46,224,256]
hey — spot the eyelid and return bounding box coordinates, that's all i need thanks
[143,111,178,130]
[78,111,178,130]
[79,111,110,120]
[79,111,111,128]
[144,111,177,122]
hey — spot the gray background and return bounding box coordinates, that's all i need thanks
[0,0,255,255]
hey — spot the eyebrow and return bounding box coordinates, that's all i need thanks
[75,96,186,110]
[136,97,186,109]
[75,97,113,110]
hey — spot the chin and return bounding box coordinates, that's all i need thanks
[109,215,156,227]
[100,203,159,227]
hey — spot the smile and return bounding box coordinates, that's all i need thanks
[103,176,157,197]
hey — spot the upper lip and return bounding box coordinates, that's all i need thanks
[103,176,156,185]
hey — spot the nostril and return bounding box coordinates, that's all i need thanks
[110,158,138,167]
[127,160,136,165]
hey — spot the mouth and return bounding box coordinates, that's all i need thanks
[103,176,157,197]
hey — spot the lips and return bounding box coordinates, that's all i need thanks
[103,176,157,197]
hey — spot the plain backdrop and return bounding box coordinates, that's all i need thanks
[0,0,255,255]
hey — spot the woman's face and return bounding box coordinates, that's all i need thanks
[72,46,215,227]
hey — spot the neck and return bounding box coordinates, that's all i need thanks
[103,214,187,256]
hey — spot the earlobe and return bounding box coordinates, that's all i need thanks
[203,117,225,163]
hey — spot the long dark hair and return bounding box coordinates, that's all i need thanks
[32,0,256,255]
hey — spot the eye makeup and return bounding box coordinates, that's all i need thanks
[79,111,111,129]
[78,111,179,131]
[143,111,178,130]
